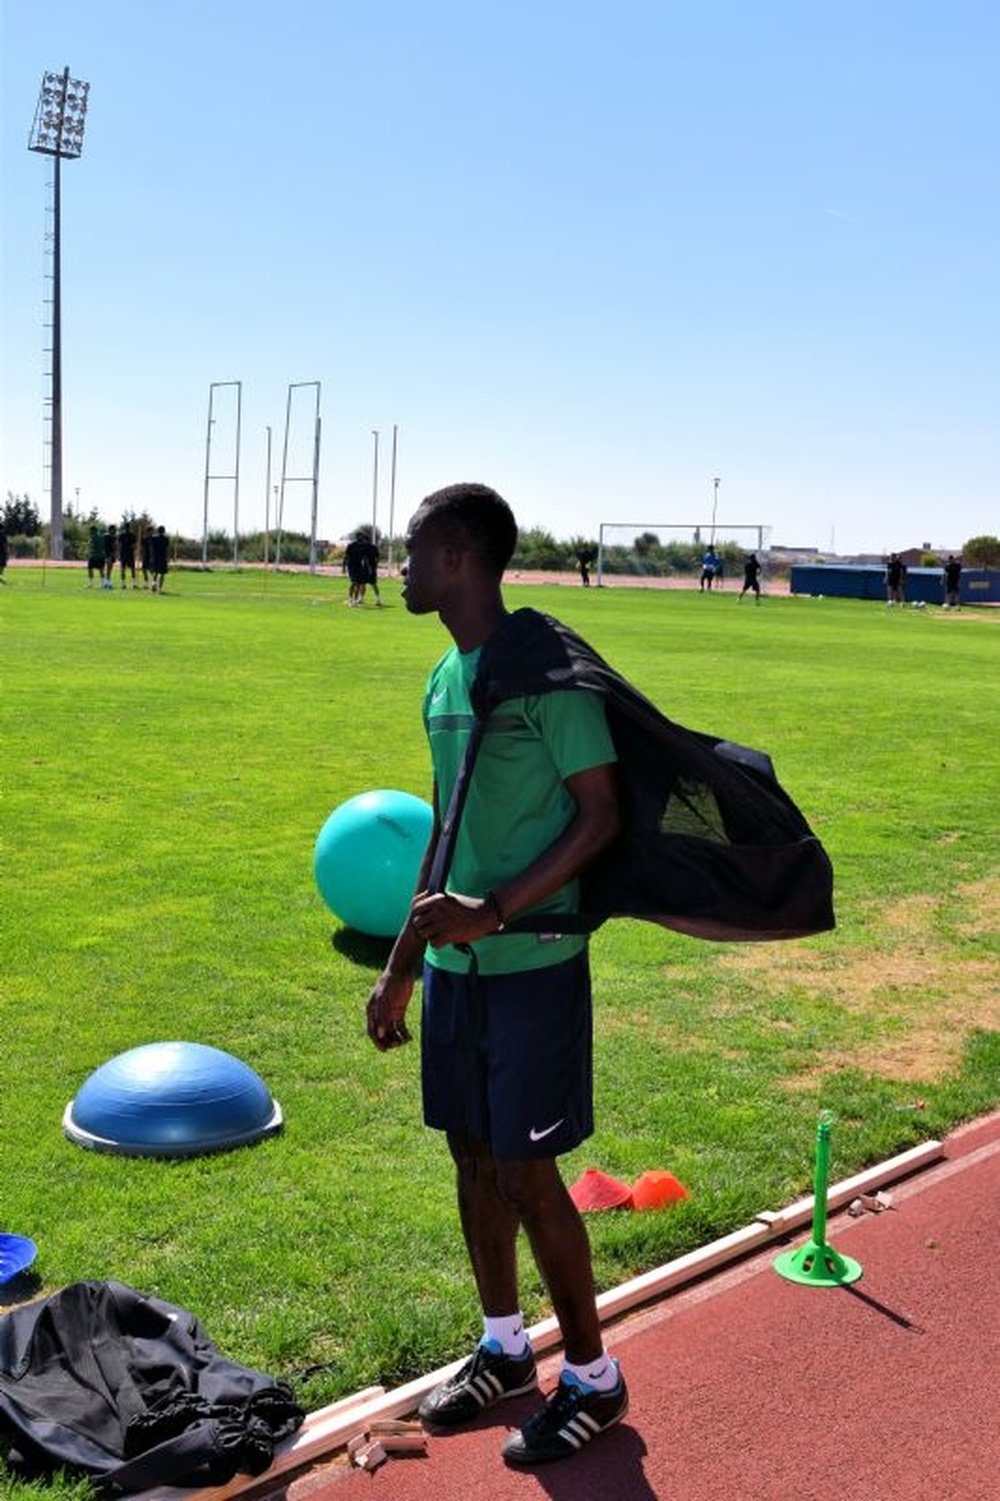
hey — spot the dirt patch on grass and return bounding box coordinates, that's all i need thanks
[956,876,1000,936]
[719,879,999,1082]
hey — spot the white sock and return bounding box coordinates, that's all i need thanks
[482,1312,528,1355]
[562,1351,619,1392]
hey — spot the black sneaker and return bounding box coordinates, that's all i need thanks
[419,1340,537,1428]
[501,1366,629,1465]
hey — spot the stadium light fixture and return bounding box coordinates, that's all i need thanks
[28,67,91,560]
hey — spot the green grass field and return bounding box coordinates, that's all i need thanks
[1,565,997,1493]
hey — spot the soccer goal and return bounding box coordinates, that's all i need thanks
[595,521,771,586]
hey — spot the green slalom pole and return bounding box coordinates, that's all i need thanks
[774,1111,863,1287]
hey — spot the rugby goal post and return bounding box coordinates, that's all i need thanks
[596,522,771,586]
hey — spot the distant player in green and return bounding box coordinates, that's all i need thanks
[367,483,628,1467]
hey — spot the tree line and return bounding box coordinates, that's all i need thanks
[5,495,1000,574]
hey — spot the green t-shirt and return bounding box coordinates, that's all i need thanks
[423,642,616,974]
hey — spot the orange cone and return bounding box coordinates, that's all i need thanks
[568,1168,633,1212]
[631,1170,689,1210]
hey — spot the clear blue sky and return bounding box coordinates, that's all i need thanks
[2,1,997,554]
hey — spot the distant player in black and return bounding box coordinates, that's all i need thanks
[739,552,761,603]
[342,536,367,606]
[150,526,169,593]
[576,547,595,587]
[360,537,382,607]
[886,553,906,606]
[140,528,154,588]
[103,526,118,589]
[0,521,7,584]
[943,555,962,609]
[87,525,104,587]
[118,523,137,589]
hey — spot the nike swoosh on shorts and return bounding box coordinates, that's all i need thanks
[529,1120,565,1142]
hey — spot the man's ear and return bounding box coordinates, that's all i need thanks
[440,535,467,576]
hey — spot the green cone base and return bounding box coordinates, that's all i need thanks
[774,1238,863,1287]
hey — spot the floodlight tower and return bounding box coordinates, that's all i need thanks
[28,68,90,561]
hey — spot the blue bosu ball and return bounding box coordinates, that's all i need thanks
[63,1041,283,1158]
[314,789,433,937]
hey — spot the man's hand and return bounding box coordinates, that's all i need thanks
[409,890,498,948]
[366,969,415,1051]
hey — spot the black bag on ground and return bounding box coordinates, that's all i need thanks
[431,609,834,942]
[0,1280,304,1492]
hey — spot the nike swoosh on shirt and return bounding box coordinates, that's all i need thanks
[528,1119,565,1142]
[430,690,446,705]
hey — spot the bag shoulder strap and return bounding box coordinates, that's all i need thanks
[426,715,487,895]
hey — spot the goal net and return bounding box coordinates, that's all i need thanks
[596,522,771,585]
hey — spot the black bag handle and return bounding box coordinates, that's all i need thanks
[102,1419,237,1495]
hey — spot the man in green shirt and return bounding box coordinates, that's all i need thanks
[366,483,627,1466]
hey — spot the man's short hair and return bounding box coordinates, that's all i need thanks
[417,483,518,576]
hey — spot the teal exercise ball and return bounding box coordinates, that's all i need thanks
[314,789,433,937]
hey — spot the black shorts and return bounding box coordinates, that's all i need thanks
[421,951,593,1159]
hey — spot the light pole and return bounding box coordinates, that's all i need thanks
[263,427,272,567]
[201,414,214,566]
[232,388,243,568]
[387,424,398,570]
[371,430,380,542]
[711,477,720,544]
[28,67,90,561]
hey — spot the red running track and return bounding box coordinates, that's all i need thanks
[283,1114,999,1501]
